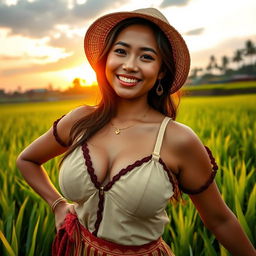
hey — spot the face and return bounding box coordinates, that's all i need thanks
[105,24,164,100]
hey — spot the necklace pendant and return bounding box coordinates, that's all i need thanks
[115,128,120,135]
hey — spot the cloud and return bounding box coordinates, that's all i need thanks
[160,0,190,8]
[185,27,204,36]
[0,0,127,38]
[73,0,126,20]
[48,33,80,50]
[0,44,84,77]
[0,0,69,37]
[0,55,26,61]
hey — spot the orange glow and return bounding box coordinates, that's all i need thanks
[58,63,97,87]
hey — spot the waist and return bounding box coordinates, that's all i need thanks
[81,220,162,251]
[52,213,174,256]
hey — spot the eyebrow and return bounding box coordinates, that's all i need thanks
[114,41,158,55]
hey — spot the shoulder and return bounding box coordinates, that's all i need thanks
[165,119,201,154]
[58,105,95,127]
[53,104,96,146]
[63,105,95,122]
[165,119,212,172]
[165,119,217,192]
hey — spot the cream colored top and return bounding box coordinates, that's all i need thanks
[58,117,176,246]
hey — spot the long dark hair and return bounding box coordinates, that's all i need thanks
[61,17,179,163]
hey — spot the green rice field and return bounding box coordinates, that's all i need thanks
[183,80,256,91]
[0,94,255,255]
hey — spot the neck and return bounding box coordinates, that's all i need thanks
[114,98,151,122]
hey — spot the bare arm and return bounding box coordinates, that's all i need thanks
[175,125,255,256]
[16,106,93,229]
[16,127,68,206]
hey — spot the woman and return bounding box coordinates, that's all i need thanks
[16,8,255,256]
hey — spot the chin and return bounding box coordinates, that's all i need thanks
[116,92,137,99]
[117,92,147,101]
[113,89,136,99]
[111,84,148,100]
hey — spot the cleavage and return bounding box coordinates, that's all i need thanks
[86,139,154,185]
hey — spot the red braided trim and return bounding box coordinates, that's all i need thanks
[82,142,153,236]
[179,145,219,195]
[92,191,105,236]
[82,142,153,190]
[103,155,152,191]
[159,158,181,200]
[81,142,101,188]
[204,145,219,171]
[52,115,69,147]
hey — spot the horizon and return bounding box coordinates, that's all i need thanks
[0,0,255,93]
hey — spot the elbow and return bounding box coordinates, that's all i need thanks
[16,152,26,171]
[16,153,23,169]
[16,152,40,171]
[203,210,237,233]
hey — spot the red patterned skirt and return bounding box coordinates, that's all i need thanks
[52,213,174,256]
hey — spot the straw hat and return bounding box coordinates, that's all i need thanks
[84,8,190,94]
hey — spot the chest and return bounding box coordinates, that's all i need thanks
[86,127,154,183]
[60,145,174,217]
[86,123,178,184]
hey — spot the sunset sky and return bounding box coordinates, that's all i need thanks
[0,0,255,92]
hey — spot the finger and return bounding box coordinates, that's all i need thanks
[56,224,61,232]
[56,221,65,231]
[68,204,76,214]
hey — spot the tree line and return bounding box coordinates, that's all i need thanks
[190,39,256,80]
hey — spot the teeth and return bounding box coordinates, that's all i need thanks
[118,76,139,83]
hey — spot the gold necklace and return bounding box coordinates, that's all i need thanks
[110,108,150,135]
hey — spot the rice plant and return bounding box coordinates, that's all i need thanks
[0,94,255,255]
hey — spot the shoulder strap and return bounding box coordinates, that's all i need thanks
[152,117,172,161]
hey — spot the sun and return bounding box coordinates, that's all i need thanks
[60,63,97,87]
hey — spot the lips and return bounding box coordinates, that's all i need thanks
[117,75,141,87]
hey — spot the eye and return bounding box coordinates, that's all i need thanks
[114,48,126,55]
[141,54,155,61]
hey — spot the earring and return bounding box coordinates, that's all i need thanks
[156,80,163,96]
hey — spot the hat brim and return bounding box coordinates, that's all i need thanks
[84,9,190,94]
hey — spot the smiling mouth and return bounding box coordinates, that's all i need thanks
[117,75,141,85]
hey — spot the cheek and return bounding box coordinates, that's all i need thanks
[144,64,161,81]
[106,53,119,70]
[105,58,117,80]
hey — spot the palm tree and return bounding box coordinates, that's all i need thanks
[233,50,243,70]
[244,40,256,65]
[221,56,229,74]
[190,67,203,79]
[206,55,218,74]
[72,78,81,89]
[206,63,212,74]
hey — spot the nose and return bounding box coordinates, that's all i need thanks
[122,56,139,72]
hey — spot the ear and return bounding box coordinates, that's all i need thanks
[158,71,165,80]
